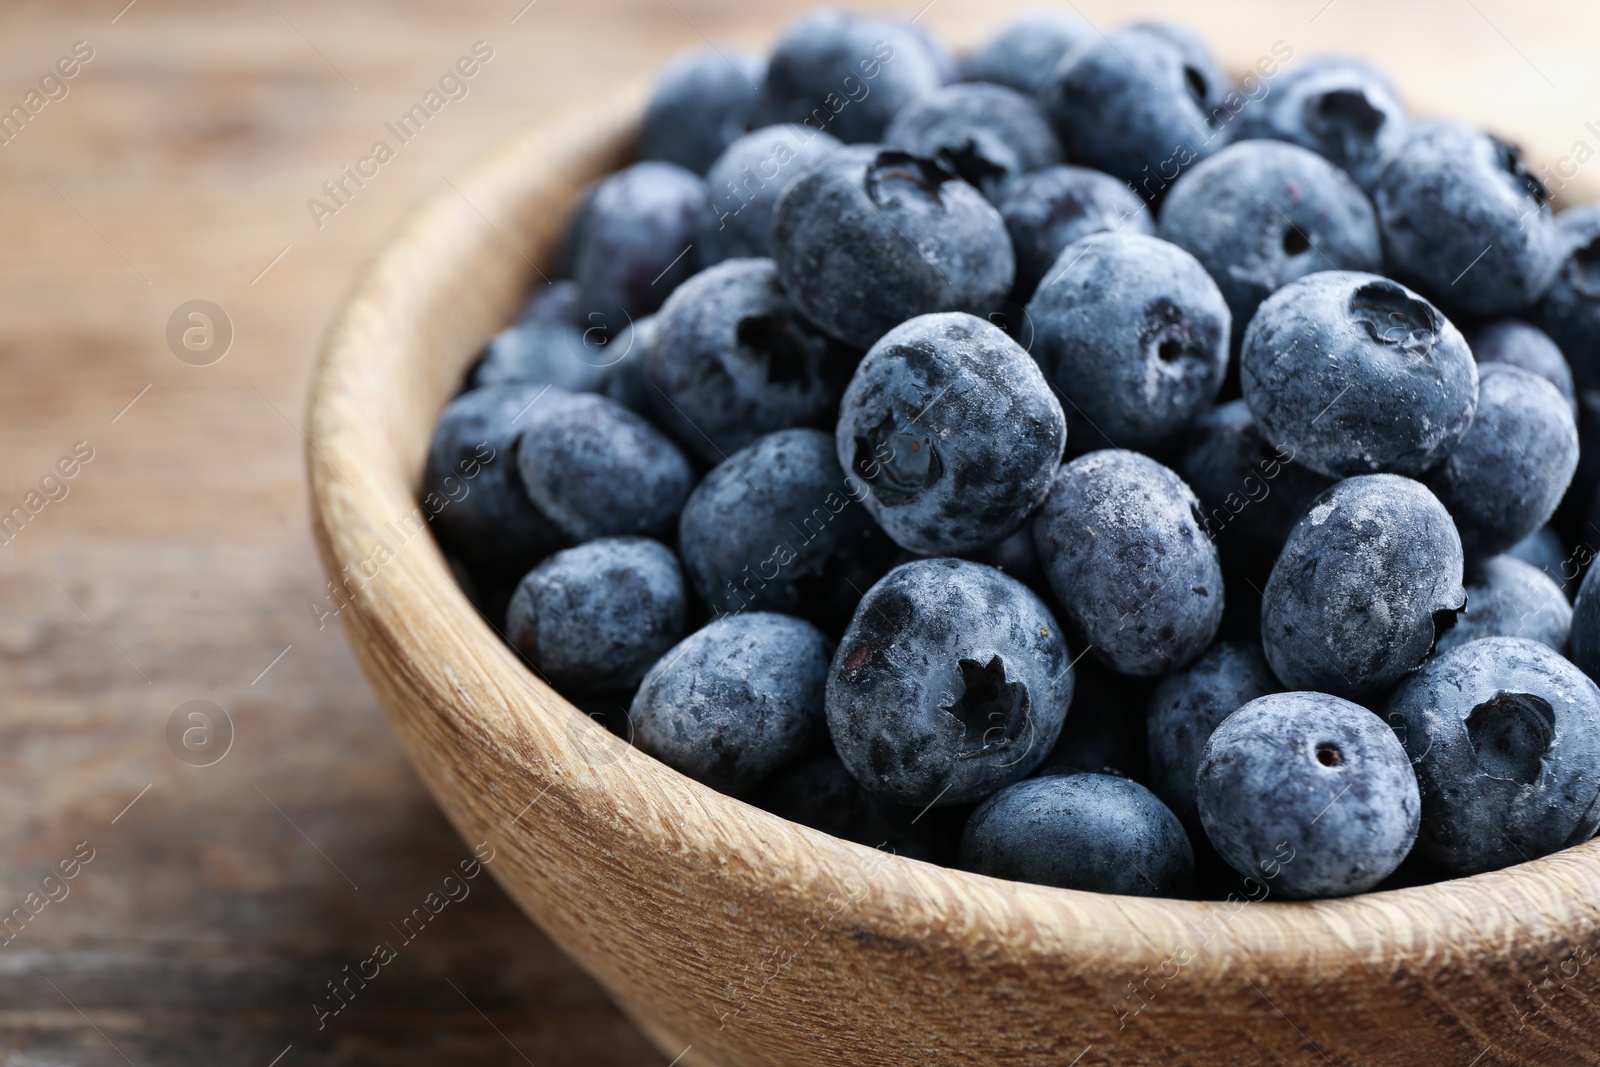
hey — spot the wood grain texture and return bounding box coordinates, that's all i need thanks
[307,30,1600,1067]
[10,0,1600,1062]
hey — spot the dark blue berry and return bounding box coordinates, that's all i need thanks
[836,312,1064,555]
[637,47,765,175]
[883,83,1061,203]
[1197,691,1420,898]
[1233,56,1407,191]
[1386,636,1600,874]
[1435,555,1571,656]
[960,772,1193,895]
[959,10,1093,96]
[698,124,843,266]
[772,146,1014,349]
[1240,271,1478,478]
[1033,450,1224,676]
[515,391,694,544]
[1026,232,1228,453]
[470,319,609,392]
[506,537,687,696]
[575,162,705,330]
[631,612,830,794]
[1531,203,1600,393]
[999,165,1153,302]
[1422,363,1577,558]
[649,258,858,464]
[826,558,1074,807]
[1468,320,1576,413]
[1261,474,1465,699]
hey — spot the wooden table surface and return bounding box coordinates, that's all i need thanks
[3,1,1599,1063]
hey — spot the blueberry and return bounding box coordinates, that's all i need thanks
[471,319,610,392]
[599,313,656,413]
[506,537,687,696]
[1531,203,1600,393]
[424,384,565,582]
[884,83,1062,203]
[835,312,1065,555]
[1178,399,1336,579]
[1147,641,1279,829]
[755,754,957,863]
[1233,56,1407,191]
[514,280,582,327]
[959,773,1193,895]
[1374,122,1558,319]
[1037,658,1154,779]
[1468,319,1576,414]
[649,258,858,464]
[1386,636,1600,874]
[968,526,1046,593]
[959,10,1093,96]
[1567,557,1600,683]
[1158,141,1382,353]
[575,161,706,330]
[636,47,765,175]
[698,124,843,266]
[760,9,941,144]
[677,428,895,633]
[1041,25,1231,191]
[895,16,959,86]
[1435,555,1571,657]
[999,165,1154,302]
[772,146,1015,349]
[630,612,830,794]
[1507,526,1572,590]
[1240,271,1478,478]
[515,391,694,544]
[1027,232,1229,454]
[826,558,1074,807]
[1261,474,1465,700]
[1034,450,1224,676]
[1422,363,1577,558]
[1197,691,1420,898]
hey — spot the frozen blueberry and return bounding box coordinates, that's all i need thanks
[649,258,858,464]
[1435,556,1571,657]
[1233,56,1407,191]
[999,165,1154,302]
[424,384,565,582]
[883,83,1061,203]
[1423,363,1577,558]
[1568,558,1600,683]
[1261,474,1466,700]
[969,527,1046,593]
[575,162,706,330]
[678,428,895,634]
[1507,526,1571,590]
[1468,320,1576,414]
[698,124,843,266]
[755,754,957,863]
[1532,203,1600,393]
[470,320,609,392]
[836,312,1065,555]
[1027,232,1229,454]
[506,537,687,696]
[1178,400,1336,579]
[959,9,1093,96]
[896,16,958,86]
[1374,122,1558,319]
[514,280,581,327]
[1240,271,1478,478]
[631,612,830,794]
[760,9,941,144]
[1198,691,1420,898]
[1158,141,1382,352]
[1147,641,1279,829]
[636,47,765,175]
[772,146,1014,349]
[599,314,656,413]
[959,773,1193,896]
[515,391,694,544]
[1386,637,1600,874]
[1041,25,1231,191]
[1034,450,1224,676]
[827,558,1074,806]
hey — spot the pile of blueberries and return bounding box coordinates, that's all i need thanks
[425,8,1600,901]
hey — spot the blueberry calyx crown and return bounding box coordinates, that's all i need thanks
[1349,280,1440,359]
[947,654,1029,757]
[854,409,943,505]
[1466,690,1554,785]
[866,150,955,209]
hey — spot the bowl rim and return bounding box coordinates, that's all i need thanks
[304,77,1600,1042]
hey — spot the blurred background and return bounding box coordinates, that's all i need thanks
[2,0,1597,1063]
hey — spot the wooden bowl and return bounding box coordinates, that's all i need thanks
[305,88,1600,1066]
